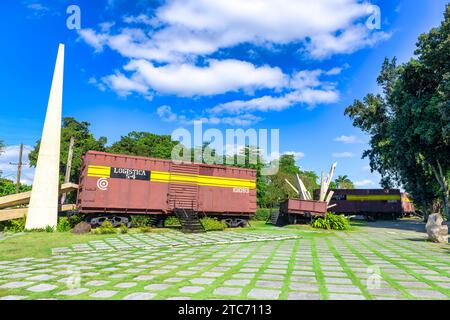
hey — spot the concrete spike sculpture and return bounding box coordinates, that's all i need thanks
[25,44,65,230]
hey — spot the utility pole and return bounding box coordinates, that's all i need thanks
[9,143,24,193]
[61,136,75,204]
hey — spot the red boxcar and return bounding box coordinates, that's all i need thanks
[280,199,327,217]
[77,151,257,227]
[314,189,416,220]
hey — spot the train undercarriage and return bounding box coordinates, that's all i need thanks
[81,212,250,229]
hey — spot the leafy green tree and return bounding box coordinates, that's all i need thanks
[108,131,178,159]
[29,117,107,184]
[0,178,31,197]
[334,175,355,189]
[345,5,450,216]
[264,154,319,207]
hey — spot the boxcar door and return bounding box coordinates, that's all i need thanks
[167,162,199,211]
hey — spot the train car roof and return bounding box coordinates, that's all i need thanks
[83,150,257,173]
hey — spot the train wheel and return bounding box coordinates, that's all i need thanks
[222,218,248,228]
[87,215,131,228]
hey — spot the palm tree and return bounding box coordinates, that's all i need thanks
[334,175,355,189]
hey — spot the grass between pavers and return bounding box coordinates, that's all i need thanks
[335,233,450,299]
[362,237,450,298]
[324,237,372,299]
[333,234,413,299]
[0,221,330,261]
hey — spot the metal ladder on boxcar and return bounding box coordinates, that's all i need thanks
[168,163,205,233]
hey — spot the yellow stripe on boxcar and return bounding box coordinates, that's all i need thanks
[347,195,401,201]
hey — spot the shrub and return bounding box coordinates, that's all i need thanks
[255,208,272,221]
[118,223,128,234]
[165,216,180,227]
[200,217,227,231]
[45,225,54,233]
[139,226,153,233]
[57,217,71,232]
[67,214,84,228]
[131,215,152,228]
[3,216,26,233]
[311,213,350,230]
[91,220,117,234]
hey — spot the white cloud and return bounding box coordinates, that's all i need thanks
[332,152,354,158]
[334,135,358,143]
[115,59,287,97]
[354,179,374,187]
[79,0,388,63]
[77,0,391,123]
[102,72,149,96]
[0,145,35,185]
[284,151,305,159]
[305,23,391,59]
[209,68,339,116]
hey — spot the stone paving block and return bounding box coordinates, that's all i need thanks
[326,285,362,294]
[214,287,243,296]
[27,284,58,292]
[0,295,27,300]
[26,274,56,281]
[255,281,283,289]
[248,288,280,299]
[260,274,285,281]
[179,286,205,294]
[397,281,431,289]
[164,277,184,283]
[85,280,109,287]
[435,282,450,289]
[123,292,156,300]
[289,283,319,291]
[202,272,224,277]
[224,279,251,286]
[134,275,154,281]
[407,289,447,299]
[0,281,34,289]
[57,288,89,296]
[325,277,353,284]
[290,276,316,283]
[190,278,215,285]
[145,283,170,291]
[288,292,321,300]
[90,290,118,298]
[115,282,137,288]
[166,296,192,300]
[109,274,128,279]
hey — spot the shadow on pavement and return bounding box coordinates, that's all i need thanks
[357,217,427,233]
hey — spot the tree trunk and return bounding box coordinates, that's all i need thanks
[430,160,449,219]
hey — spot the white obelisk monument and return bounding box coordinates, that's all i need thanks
[25,44,65,230]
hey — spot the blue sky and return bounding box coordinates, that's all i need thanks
[0,0,448,185]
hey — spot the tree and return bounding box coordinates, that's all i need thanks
[264,154,320,207]
[108,131,178,160]
[334,175,355,189]
[29,117,107,184]
[345,5,450,217]
[0,178,31,197]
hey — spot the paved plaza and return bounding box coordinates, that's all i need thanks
[0,224,449,300]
